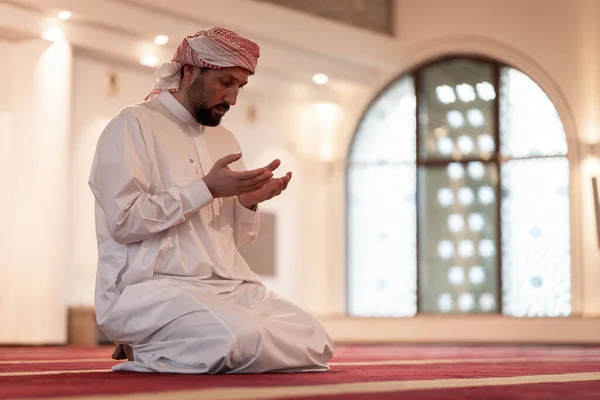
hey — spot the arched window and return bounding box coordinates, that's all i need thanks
[347,57,570,318]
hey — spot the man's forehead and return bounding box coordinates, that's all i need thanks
[220,67,250,84]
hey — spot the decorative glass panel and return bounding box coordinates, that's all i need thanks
[501,157,571,317]
[418,161,499,314]
[347,164,417,317]
[346,57,571,319]
[500,68,568,158]
[349,76,416,164]
[418,60,496,161]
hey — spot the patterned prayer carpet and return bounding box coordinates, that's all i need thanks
[3,345,600,399]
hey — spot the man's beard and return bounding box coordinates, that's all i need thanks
[187,79,230,126]
[192,103,229,126]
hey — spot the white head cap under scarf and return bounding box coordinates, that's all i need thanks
[149,27,260,96]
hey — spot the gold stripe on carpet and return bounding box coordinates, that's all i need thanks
[330,356,600,366]
[0,369,110,377]
[2,356,600,373]
[13,372,600,400]
[0,358,111,364]
[2,356,599,367]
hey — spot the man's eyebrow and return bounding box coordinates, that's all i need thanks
[228,73,248,86]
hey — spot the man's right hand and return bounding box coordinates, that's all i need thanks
[202,153,280,198]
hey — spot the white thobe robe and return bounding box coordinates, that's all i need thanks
[88,91,333,374]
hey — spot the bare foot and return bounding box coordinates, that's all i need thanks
[111,344,126,360]
[111,344,134,361]
[124,344,134,361]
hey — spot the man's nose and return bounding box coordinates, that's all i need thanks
[224,89,238,106]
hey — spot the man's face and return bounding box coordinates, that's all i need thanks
[187,67,250,126]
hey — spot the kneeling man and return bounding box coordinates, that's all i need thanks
[89,27,334,374]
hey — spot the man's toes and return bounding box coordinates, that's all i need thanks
[123,344,134,361]
[111,344,127,360]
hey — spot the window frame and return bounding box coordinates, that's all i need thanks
[345,54,571,317]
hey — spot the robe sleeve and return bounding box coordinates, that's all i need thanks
[89,110,214,245]
[227,132,261,247]
[233,197,260,247]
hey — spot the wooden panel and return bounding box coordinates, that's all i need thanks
[67,307,111,346]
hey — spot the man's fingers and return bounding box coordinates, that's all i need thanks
[241,181,269,194]
[233,160,281,181]
[241,172,273,188]
[265,159,281,172]
[216,153,242,167]
[282,172,292,190]
[269,179,283,197]
[234,167,270,181]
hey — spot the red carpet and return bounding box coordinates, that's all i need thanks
[2,345,600,399]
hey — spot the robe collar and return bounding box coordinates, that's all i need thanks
[158,90,200,127]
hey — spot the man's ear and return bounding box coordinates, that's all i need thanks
[182,65,199,84]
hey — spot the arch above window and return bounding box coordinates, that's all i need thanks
[346,57,571,318]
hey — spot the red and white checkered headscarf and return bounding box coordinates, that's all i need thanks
[151,27,260,93]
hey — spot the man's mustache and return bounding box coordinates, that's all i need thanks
[214,103,230,111]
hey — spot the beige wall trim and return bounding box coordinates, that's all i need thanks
[321,316,600,344]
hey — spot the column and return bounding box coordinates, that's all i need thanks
[0,37,72,343]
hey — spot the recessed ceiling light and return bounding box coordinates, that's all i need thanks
[57,10,71,20]
[140,53,160,67]
[154,35,169,45]
[312,73,328,85]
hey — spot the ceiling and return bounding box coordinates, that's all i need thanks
[0,0,402,101]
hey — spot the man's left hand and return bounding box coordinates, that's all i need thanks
[238,172,292,209]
